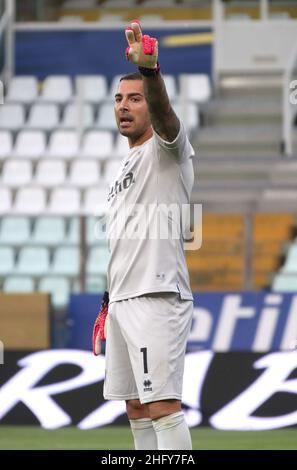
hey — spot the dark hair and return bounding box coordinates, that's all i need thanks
[119,72,143,82]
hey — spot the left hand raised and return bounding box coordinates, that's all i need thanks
[125,20,158,70]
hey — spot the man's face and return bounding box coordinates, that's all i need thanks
[114,79,151,141]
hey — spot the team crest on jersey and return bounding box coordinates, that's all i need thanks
[107,171,135,201]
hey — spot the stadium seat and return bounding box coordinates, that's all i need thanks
[68,160,101,187]
[173,102,199,131]
[114,133,129,157]
[0,104,25,130]
[75,75,108,103]
[109,73,176,101]
[86,216,108,244]
[46,130,79,159]
[272,274,297,292]
[6,76,39,104]
[96,103,118,131]
[0,216,30,245]
[3,276,35,293]
[0,188,12,214]
[66,217,79,244]
[86,246,110,276]
[13,130,47,160]
[104,160,121,184]
[84,187,109,215]
[31,216,66,246]
[180,74,211,103]
[86,275,107,293]
[61,103,94,129]
[14,187,47,214]
[35,160,67,187]
[0,247,14,275]
[38,276,71,309]
[16,247,50,275]
[163,75,177,101]
[81,130,113,159]
[0,131,13,159]
[40,75,73,103]
[107,74,125,100]
[51,246,80,276]
[27,103,60,131]
[1,160,32,187]
[48,188,81,214]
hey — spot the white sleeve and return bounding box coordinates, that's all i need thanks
[152,120,195,163]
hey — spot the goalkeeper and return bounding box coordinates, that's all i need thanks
[94,20,195,450]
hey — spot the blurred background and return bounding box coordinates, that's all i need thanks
[0,0,297,444]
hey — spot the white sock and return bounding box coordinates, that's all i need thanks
[129,418,158,450]
[152,411,192,450]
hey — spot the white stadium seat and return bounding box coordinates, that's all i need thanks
[40,75,73,103]
[48,188,81,214]
[14,187,47,214]
[173,102,200,131]
[6,76,39,104]
[27,103,60,130]
[38,276,71,309]
[51,246,80,276]
[114,133,130,158]
[180,74,211,103]
[83,187,109,215]
[31,216,66,246]
[3,276,35,293]
[35,160,67,187]
[1,160,32,187]
[13,130,46,160]
[0,247,14,275]
[163,75,177,101]
[46,130,79,159]
[75,75,108,103]
[68,160,101,187]
[86,246,110,276]
[0,104,25,130]
[0,131,13,160]
[96,103,118,131]
[0,216,31,245]
[107,74,125,101]
[61,103,94,129]
[0,188,12,214]
[16,247,49,276]
[104,160,121,184]
[66,217,79,244]
[81,130,113,159]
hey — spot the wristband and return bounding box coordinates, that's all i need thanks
[138,63,160,77]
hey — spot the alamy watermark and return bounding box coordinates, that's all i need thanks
[92,203,203,251]
[0,80,3,104]
[0,340,4,364]
[290,80,297,105]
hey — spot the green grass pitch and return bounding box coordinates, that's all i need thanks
[0,426,296,450]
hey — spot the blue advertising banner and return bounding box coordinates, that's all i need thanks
[15,28,212,80]
[68,292,297,352]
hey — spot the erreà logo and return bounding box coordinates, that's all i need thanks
[143,379,152,392]
[108,171,135,201]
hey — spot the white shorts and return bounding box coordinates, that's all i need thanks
[103,293,193,404]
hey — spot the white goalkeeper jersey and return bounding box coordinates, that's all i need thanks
[106,121,195,304]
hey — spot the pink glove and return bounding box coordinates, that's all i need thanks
[125,19,158,70]
[92,291,109,356]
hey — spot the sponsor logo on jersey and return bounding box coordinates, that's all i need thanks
[107,171,135,201]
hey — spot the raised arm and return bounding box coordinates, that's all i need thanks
[125,20,180,142]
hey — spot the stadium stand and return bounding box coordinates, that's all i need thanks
[2,0,297,316]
